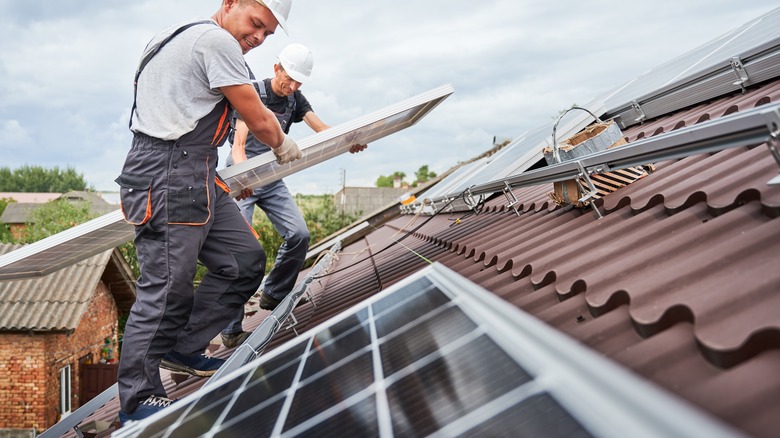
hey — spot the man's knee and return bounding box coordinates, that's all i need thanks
[237,248,265,283]
[219,249,265,306]
[288,226,310,247]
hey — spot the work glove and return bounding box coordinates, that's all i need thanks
[273,135,302,165]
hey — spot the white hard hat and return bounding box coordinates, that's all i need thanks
[278,43,313,83]
[256,0,291,35]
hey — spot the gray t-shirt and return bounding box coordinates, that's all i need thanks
[131,20,250,141]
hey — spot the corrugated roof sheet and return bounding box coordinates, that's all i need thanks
[0,243,114,330]
[0,203,39,224]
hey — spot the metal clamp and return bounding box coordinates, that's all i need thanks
[767,129,780,186]
[463,188,483,215]
[574,161,604,219]
[731,56,750,93]
[285,312,299,336]
[502,181,520,216]
[631,100,647,124]
[763,107,780,186]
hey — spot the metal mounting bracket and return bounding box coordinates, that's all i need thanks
[631,100,647,124]
[766,130,780,186]
[574,161,603,219]
[763,107,780,186]
[502,181,520,216]
[464,188,482,215]
[731,56,750,94]
[285,312,299,336]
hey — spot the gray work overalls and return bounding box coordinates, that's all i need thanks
[115,21,266,414]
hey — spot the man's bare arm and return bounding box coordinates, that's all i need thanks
[221,84,284,149]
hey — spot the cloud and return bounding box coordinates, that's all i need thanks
[1,0,778,193]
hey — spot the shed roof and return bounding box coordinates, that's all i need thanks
[0,191,117,225]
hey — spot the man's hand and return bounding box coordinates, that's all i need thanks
[235,187,253,200]
[349,144,368,154]
[273,135,302,165]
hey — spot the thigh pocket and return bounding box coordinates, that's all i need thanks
[115,173,153,225]
[168,185,210,225]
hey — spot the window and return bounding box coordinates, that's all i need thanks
[59,365,71,418]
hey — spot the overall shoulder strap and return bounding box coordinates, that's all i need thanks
[129,20,214,129]
[258,77,269,104]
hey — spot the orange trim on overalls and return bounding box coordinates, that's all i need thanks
[245,218,259,239]
[120,189,153,225]
[215,175,257,237]
[212,104,230,146]
[215,176,230,193]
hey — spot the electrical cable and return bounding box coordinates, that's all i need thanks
[311,187,488,280]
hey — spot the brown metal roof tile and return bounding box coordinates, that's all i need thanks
[602,146,780,213]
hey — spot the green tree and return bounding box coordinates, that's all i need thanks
[17,198,97,243]
[375,171,406,187]
[0,198,13,242]
[414,165,437,185]
[0,165,91,193]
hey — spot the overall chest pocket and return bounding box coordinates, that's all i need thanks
[115,173,154,225]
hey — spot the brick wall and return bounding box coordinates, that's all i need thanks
[0,336,46,431]
[0,281,119,431]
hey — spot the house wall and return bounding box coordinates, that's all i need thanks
[332,187,408,216]
[0,282,119,431]
[0,335,46,431]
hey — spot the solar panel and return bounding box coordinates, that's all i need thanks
[413,98,610,210]
[0,209,132,280]
[220,84,454,197]
[605,8,780,128]
[114,263,738,438]
[0,85,454,280]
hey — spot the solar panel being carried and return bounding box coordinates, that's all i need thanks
[114,263,738,438]
[0,85,454,280]
[219,84,454,197]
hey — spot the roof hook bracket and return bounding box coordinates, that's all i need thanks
[730,56,750,94]
[438,197,451,213]
[285,312,300,336]
[422,198,437,215]
[766,125,780,187]
[463,188,483,215]
[502,181,520,216]
[631,100,647,124]
[574,161,604,219]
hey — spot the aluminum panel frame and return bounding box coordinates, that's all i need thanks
[220,84,455,197]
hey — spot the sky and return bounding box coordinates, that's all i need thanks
[1,1,778,195]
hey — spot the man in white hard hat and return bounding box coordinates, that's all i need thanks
[115,0,298,425]
[220,43,366,348]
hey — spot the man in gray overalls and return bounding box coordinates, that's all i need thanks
[115,0,300,425]
[220,43,366,348]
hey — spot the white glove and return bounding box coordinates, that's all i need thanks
[273,135,302,165]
